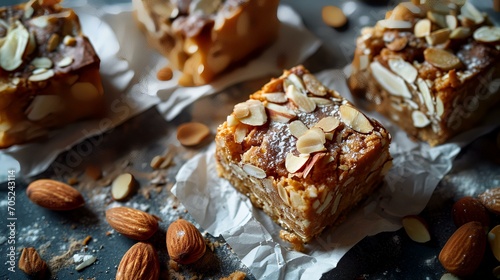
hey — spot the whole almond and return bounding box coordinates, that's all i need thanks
[166,219,206,264]
[105,207,159,241]
[19,247,48,278]
[452,196,490,228]
[26,179,85,211]
[438,221,486,277]
[478,187,500,215]
[116,242,159,280]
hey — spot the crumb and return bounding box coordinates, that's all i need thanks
[279,230,305,252]
[49,239,83,272]
[67,177,79,185]
[220,271,246,280]
[105,231,112,236]
[169,260,179,272]
[82,236,92,246]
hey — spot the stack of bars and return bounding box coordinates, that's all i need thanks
[349,0,500,146]
[215,66,392,248]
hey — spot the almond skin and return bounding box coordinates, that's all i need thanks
[478,187,500,215]
[452,196,490,228]
[26,179,85,211]
[166,219,206,265]
[105,207,159,241]
[116,242,159,280]
[438,221,487,277]
[19,247,48,278]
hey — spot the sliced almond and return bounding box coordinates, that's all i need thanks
[417,78,434,115]
[412,110,431,127]
[26,95,62,121]
[370,61,412,99]
[242,164,266,179]
[283,73,306,93]
[57,56,73,68]
[402,215,431,243]
[339,105,374,133]
[321,5,347,28]
[377,19,412,29]
[296,127,326,154]
[314,116,340,132]
[436,96,445,118]
[263,92,288,103]
[46,33,60,52]
[450,27,471,39]
[473,26,500,43]
[237,100,267,126]
[414,19,431,38]
[424,48,462,71]
[226,115,239,127]
[288,120,309,138]
[265,103,297,123]
[0,21,29,71]
[28,69,54,82]
[286,84,316,113]
[426,28,451,46]
[310,97,334,106]
[427,11,447,28]
[63,35,76,46]
[234,123,248,144]
[150,155,165,169]
[303,73,327,96]
[111,173,135,201]
[31,57,53,69]
[233,102,250,119]
[388,58,418,84]
[285,152,309,173]
[461,1,484,24]
[446,15,458,30]
[176,122,210,146]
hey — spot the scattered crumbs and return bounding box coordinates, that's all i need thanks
[82,235,92,246]
[74,255,97,271]
[49,239,83,272]
[169,259,180,272]
[105,231,113,236]
[220,271,247,280]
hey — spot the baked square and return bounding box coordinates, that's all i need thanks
[0,0,104,148]
[133,0,280,86]
[349,1,500,146]
[215,66,392,246]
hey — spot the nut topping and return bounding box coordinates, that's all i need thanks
[296,127,326,154]
[402,215,431,243]
[450,27,471,39]
[233,102,250,119]
[414,19,431,38]
[386,36,408,51]
[473,26,500,43]
[388,58,418,84]
[236,100,267,126]
[314,116,340,132]
[370,61,412,99]
[424,48,462,71]
[303,73,327,96]
[242,163,266,179]
[286,84,316,113]
[263,92,288,103]
[339,105,374,133]
[285,152,309,173]
[265,103,297,123]
[411,110,431,128]
[56,56,73,68]
[234,123,247,144]
[26,95,63,121]
[377,19,412,30]
[31,57,53,69]
[426,28,451,46]
[0,21,29,71]
[288,120,309,138]
[28,69,55,81]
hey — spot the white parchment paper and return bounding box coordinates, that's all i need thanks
[0,3,320,178]
[172,68,500,279]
